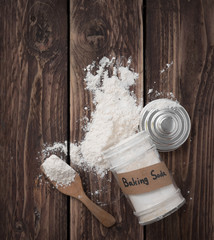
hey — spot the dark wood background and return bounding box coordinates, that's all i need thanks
[0,0,213,239]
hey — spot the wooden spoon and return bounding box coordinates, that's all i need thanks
[40,161,116,228]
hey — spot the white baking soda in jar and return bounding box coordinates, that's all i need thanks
[103,131,185,225]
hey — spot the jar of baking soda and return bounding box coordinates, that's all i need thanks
[103,131,185,225]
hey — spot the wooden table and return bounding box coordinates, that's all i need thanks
[1,0,213,239]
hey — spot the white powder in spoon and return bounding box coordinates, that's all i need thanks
[41,154,76,187]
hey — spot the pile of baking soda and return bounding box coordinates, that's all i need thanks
[41,154,76,187]
[43,57,142,177]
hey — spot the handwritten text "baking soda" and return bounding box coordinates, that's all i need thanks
[122,170,167,188]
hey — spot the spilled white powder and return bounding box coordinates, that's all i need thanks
[160,61,173,74]
[147,89,153,94]
[144,98,179,111]
[42,57,142,177]
[155,90,163,97]
[41,154,76,187]
[167,92,175,98]
[71,57,142,176]
[147,89,176,102]
[42,141,68,158]
[152,90,176,100]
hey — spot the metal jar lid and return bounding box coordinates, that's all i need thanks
[139,99,191,152]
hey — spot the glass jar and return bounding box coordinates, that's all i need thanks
[103,131,185,225]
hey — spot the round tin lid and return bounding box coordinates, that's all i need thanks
[139,99,191,151]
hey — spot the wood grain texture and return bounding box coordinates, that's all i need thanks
[1,0,213,239]
[70,0,144,239]
[145,0,214,239]
[0,0,68,239]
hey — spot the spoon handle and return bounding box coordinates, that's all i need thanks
[78,193,116,228]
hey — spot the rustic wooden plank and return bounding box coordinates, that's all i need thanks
[145,0,214,239]
[0,0,68,239]
[70,0,144,239]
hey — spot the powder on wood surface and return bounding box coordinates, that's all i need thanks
[41,154,76,187]
[144,98,179,111]
[42,141,68,158]
[42,57,142,177]
[147,89,153,94]
[160,61,173,74]
[70,57,142,176]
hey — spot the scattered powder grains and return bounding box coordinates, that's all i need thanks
[147,89,153,94]
[42,57,142,177]
[160,61,173,74]
[144,98,179,111]
[78,57,142,175]
[42,141,68,158]
[41,155,76,187]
